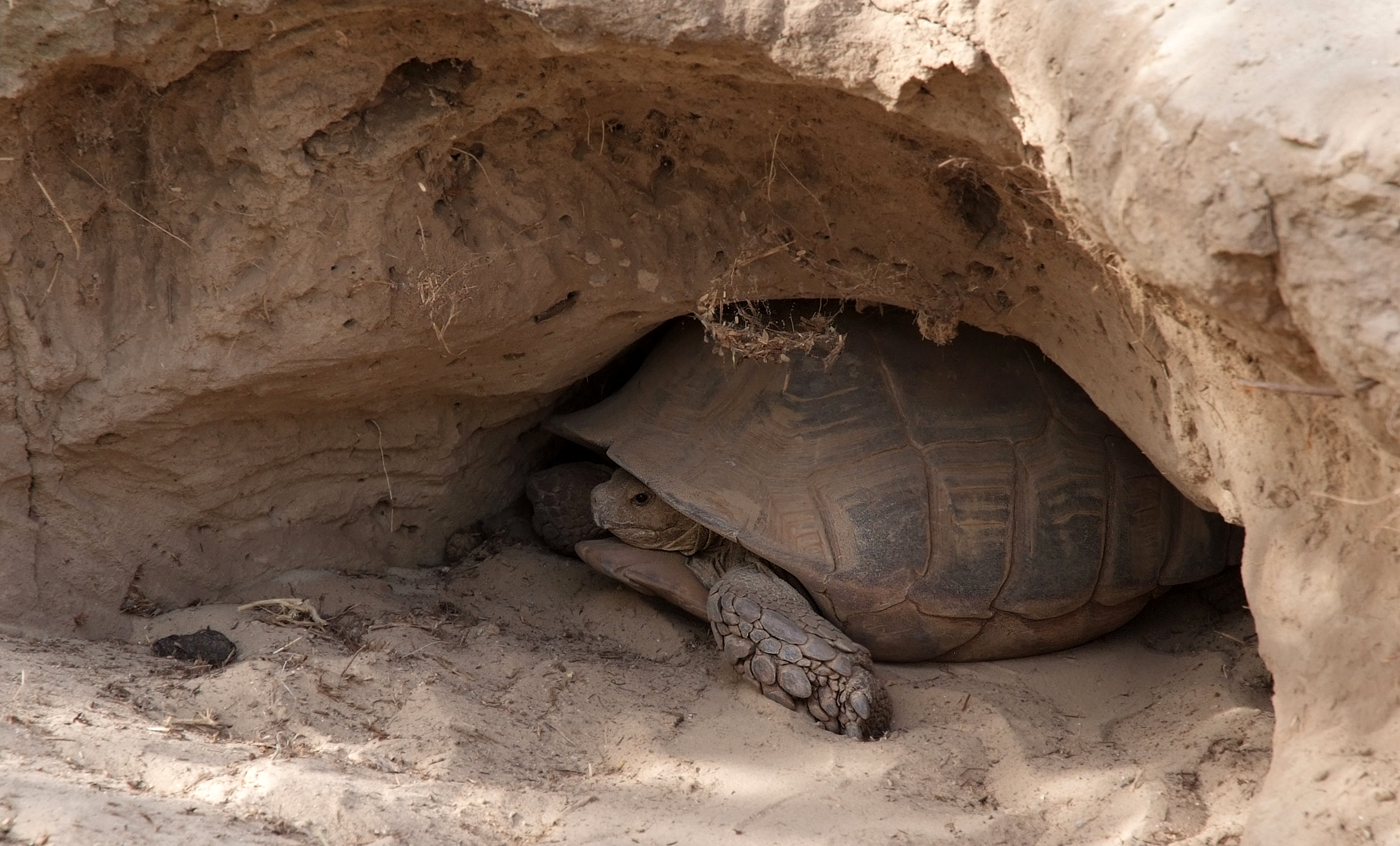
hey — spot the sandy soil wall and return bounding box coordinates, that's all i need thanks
[2,1,1399,842]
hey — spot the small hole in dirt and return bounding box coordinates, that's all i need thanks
[558,214,573,227]
[533,291,579,324]
[503,352,526,361]
[947,170,1002,237]
[343,319,357,328]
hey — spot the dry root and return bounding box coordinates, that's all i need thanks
[159,709,227,732]
[238,597,328,627]
[915,308,960,345]
[695,297,846,368]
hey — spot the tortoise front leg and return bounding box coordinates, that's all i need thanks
[708,563,891,739]
[574,539,710,620]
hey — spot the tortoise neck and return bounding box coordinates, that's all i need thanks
[660,522,719,556]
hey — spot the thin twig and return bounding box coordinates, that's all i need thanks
[545,720,577,746]
[451,149,498,195]
[367,419,395,532]
[1313,488,1400,540]
[708,243,790,285]
[69,159,192,250]
[430,654,475,681]
[31,170,81,259]
[1234,379,1345,398]
[341,644,368,678]
[238,597,327,625]
[404,639,441,657]
[166,709,226,729]
[777,158,833,240]
[36,254,64,308]
[1313,488,1400,507]
[764,132,780,202]
[271,636,304,655]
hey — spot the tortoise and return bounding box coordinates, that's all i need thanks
[533,307,1230,739]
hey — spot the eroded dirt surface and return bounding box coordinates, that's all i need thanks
[8,1,1400,841]
[1,539,1269,845]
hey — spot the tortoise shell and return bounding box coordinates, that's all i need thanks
[551,309,1228,662]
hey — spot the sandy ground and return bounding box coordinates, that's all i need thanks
[0,534,1271,846]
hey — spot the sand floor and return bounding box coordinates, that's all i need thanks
[0,540,1272,845]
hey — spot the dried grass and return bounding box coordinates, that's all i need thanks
[695,296,846,367]
[412,264,476,354]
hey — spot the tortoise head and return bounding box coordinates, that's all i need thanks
[591,469,717,555]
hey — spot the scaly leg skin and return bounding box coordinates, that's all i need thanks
[707,563,891,739]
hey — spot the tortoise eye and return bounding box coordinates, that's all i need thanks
[632,492,651,505]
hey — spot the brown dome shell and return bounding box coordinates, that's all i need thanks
[550,309,1229,662]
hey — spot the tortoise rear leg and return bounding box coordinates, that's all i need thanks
[708,563,891,739]
[525,462,614,554]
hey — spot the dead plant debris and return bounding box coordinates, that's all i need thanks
[238,598,328,627]
[694,298,846,367]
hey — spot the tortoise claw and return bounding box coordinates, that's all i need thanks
[709,564,891,739]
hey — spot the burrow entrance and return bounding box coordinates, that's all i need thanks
[0,5,1280,841]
